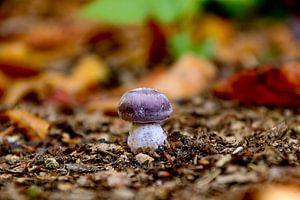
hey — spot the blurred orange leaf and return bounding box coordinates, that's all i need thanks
[124,53,217,100]
[46,54,108,94]
[0,42,80,77]
[2,54,108,106]
[0,71,10,96]
[3,109,50,140]
[213,62,300,107]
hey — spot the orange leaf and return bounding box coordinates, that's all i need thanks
[2,77,46,106]
[124,53,217,100]
[4,109,50,141]
[45,54,108,94]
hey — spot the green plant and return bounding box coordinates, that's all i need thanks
[82,0,203,24]
[169,32,215,58]
[82,0,215,58]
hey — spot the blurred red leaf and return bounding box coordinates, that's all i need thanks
[0,62,39,78]
[147,21,168,64]
[213,62,300,107]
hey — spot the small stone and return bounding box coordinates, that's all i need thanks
[44,158,59,169]
[232,146,243,154]
[135,153,154,165]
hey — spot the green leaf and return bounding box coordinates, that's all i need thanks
[81,0,150,25]
[151,0,203,23]
[169,32,216,58]
[216,0,258,18]
[169,32,192,58]
[151,0,178,23]
[81,0,205,25]
[193,37,216,58]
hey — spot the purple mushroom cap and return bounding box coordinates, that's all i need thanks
[118,88,172,123]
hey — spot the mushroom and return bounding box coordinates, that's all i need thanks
[118,87,172,152]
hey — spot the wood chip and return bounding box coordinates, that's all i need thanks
[135,153,154,165]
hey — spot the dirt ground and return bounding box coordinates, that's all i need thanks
[0,94,299,200]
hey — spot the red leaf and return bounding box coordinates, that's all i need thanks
[213,62,300,107]
[0,62,39,78]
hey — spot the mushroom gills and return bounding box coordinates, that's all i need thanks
[128,123,167,151]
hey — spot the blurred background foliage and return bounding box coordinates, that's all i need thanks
[0,0,300,106]
[82,0,300,58]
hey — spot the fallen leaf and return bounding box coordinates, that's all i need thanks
[0,41,83,77]
[2,109,50,140]
[2,78,46,106]
[123,53,217,100]
[0,62,40,78]
[2,54,108,106]
[148,53,217,99]
[213,62,300,107]
[0,71,10,96]
[45,54,108,94]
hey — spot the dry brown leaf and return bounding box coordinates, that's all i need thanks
[4,109,50,140]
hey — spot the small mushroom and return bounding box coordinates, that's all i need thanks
[118,87,172,152]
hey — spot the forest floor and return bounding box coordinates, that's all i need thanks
[0,94,299,200]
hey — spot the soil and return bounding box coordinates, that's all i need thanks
[0,94,299,200]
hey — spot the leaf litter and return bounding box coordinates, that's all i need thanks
[0,94,299,200]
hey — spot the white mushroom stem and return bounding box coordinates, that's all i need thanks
[127,123,167,152]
